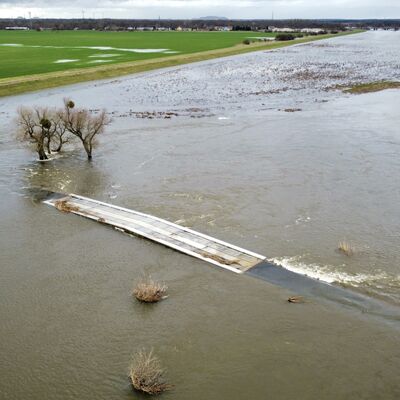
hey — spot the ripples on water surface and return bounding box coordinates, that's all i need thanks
[0,31,400,399]
[1,31,398,305]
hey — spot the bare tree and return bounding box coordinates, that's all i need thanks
[16,100,109,161]
[51,110,69,152]
[17,107,52,160]
[62,100,109,160]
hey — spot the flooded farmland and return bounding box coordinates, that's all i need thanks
[1,31,400,399]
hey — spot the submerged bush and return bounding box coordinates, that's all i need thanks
[133,277,168,303]
[288,296,305,303]
[337,241,354,256]
[129,349,172,395]
[275,33,296,41]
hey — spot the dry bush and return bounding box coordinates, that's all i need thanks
[133,278,168,303]
[129,349,172,395]
[337,241,354,256]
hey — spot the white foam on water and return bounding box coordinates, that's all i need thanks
[163,50,180,54]
[54,59,79,63]
[270,256,393,287]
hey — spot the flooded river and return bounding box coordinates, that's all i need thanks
[1,31,400,399]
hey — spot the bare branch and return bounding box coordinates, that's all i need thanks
[61,99,110,160]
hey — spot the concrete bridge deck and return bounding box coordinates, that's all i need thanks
[43,192,266,274]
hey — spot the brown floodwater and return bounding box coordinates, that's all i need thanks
[1,31,400,399]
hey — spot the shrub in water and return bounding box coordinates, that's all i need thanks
[129,349,172,395]
[133,277,168,303]
[337,241,354,256]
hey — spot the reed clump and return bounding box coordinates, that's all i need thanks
[337,241,354,256]
[129,349,172,395]
[133,277,168,303]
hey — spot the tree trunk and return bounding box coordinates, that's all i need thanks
[54,137,63,152]
[38,141,48,160]
[83,141,92,161]
[46,137,51,155]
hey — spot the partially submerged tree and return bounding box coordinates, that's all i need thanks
[17,107,52,160]
[51,110,69,152]
[62,99,109,160]
[16,100,109,161]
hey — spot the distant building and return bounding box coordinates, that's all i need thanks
[5,26,30,30]
[136,27,154,31]
[271,27,296,33]
[214,26,233,31]
[301,28,325,34]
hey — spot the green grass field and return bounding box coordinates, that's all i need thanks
[0,30,276,78]
[0,30,363,97]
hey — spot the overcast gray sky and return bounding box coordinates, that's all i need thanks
[0,0,399,19]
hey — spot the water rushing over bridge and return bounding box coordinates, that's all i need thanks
[43,192,266,274]
[42,192,400,326]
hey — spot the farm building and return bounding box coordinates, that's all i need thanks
[5,26,30,30]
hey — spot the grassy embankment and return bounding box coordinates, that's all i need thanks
[0,30,363,97]
[343,81,400,94]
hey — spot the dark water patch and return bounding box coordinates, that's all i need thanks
[248,261,400,328]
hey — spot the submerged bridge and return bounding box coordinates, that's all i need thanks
[42,192,400,325]
[43,192,266,274]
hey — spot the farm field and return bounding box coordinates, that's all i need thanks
[0,30,277,78]
[0,30,361,97]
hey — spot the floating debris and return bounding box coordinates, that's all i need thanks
[288,296,305,303]
[54,200,80,213]
[282,108,302,112]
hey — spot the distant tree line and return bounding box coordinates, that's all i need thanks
[1,18,399,31]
